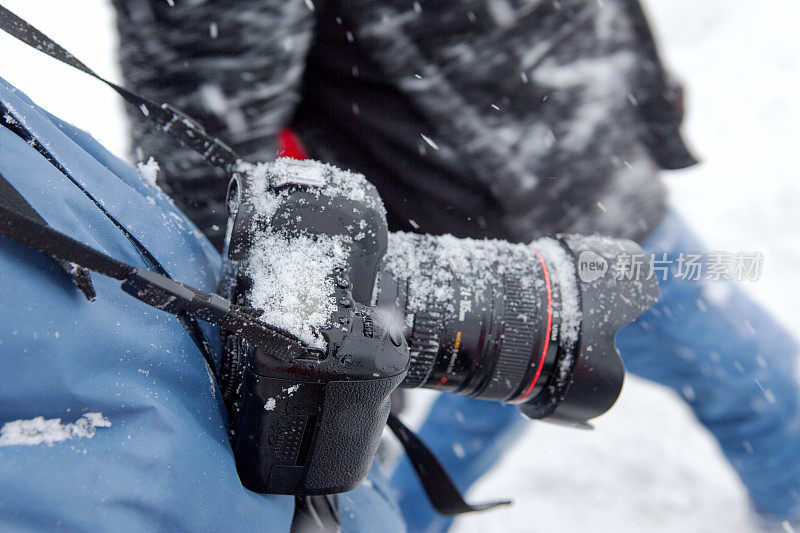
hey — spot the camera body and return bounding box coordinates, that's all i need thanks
[220,158,659,497]
[220,159,408,495]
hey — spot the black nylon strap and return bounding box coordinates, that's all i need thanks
[0,170,97,299]
[1,103,225,368]
[0,166,308,367]
[0,195,134,280]
[386,414,512,516]
[291,495,341,533]
[0,193,307,358]
[0,3,240,171]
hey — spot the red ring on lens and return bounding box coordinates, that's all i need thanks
[514,249,552,402]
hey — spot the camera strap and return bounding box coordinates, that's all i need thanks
[0,171,309,368]
[0,6,511,518]
[386,414,511,515]
[0,162,96,301]
[0,3,239,172]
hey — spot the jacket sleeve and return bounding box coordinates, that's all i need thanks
[113,0,318,248]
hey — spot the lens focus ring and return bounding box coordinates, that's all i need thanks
[480,275,541,401]
[401,309,444,388]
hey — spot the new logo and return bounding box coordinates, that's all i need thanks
[577,250,608,283]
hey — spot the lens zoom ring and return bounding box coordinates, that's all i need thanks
[481,276,540,400]
[402,309,443,388]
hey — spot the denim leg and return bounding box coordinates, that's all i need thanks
[389,394,526,533]
[342,461,408,533]
[619,210,800,520]
[390,210,800,530]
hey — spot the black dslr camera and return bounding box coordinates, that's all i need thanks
[219,158,658,496]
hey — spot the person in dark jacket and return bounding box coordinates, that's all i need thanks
[112,1,800,530]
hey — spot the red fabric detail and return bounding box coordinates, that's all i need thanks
[277,128,309,160]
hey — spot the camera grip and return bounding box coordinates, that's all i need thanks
[230,369,405,495]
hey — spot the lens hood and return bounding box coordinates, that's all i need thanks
[518,236,659,426]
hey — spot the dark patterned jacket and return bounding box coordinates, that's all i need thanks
[115,0,696,249]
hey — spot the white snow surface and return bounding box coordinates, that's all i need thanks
[238,158,385,221]
[236,158,386,348]
[0,413,111,447]
[136,157,160,187]
[246,231,349,349]
[385,232,542,315]
[0,1,798,531]
[529,237,581,345]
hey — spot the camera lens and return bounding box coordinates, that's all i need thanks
[379,232,659,424]
[380,233,564,403]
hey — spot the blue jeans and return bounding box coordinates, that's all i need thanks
[389,211,800,532]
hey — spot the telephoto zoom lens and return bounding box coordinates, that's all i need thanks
[377,232,659,426]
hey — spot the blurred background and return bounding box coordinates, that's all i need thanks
[0,1,798,531]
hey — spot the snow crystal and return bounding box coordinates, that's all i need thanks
[136,157,160,187]
[386,232,522,314]
[385,232,581,346]
[264,386,300,411]
[556,349,575,382]
[529,238,582,345]
[420,134,440,151]
[230,159,391,347]
[0,413,111,447]
[246,232,349,348]
[237,158,384,220]
[453,442,466,458]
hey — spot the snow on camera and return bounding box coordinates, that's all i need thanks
[246,232,349,349]
[235,159,385,348]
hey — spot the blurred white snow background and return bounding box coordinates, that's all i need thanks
[0,1,798,532]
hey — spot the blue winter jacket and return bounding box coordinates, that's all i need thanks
[0,77,405,533]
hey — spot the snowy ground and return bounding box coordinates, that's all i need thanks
[1,1,798,532]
